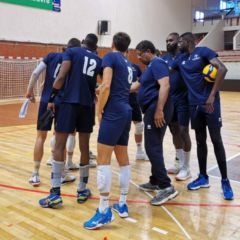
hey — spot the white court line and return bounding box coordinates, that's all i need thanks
[112,169,192,239]
[125,217,138,223]
[207,152,240,184]
[207,152,240,172]
[152,227,168,235]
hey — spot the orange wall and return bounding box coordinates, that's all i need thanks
[0,40,142,65]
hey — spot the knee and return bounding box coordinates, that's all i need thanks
[97,165,111,193]
[66,134,76,152]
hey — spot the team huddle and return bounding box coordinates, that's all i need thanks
[26,31,234,230]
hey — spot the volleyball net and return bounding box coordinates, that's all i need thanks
[0,58,44,102]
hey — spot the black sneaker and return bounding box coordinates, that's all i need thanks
[138,182,160,192]
[150,185,178,205]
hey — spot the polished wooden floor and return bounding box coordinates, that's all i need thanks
[0,92,239,240]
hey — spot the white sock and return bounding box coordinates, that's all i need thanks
[33,160,41,174]
[97,165,112,213]
[136,143,143,153]
[183,150,191,168]
[176,149,183,161]
[78,165,89,191]
[119,165,131,206]
[67,153,73,165]
[51,160,65,188]
[99,195,109,213]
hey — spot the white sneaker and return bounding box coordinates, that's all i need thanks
[135,150,147,160]
[89,158,97,168]
[167,159,180,174]
[66,162,79,171]
[29,173,40,187]
[61,173,76,184]
[175,167,191,181]
[46,159,53,166]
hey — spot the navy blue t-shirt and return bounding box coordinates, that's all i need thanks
[102,52,132,112]
[172,47,218,105]
[162,53,188,103]
[138,57,169,110]
[62,47,102,106]
[41,52,62,103]
[129,63,142,105]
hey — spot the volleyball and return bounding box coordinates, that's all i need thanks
[202,64,218,83]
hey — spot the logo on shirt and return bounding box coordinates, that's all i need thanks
[182,61,186,65]
[147,125,151,129]
[219,117,222,122]
[192,54,201,61]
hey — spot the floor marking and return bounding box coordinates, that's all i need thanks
[207,152,240,172]
[152,227,168,235]
[161,206,192,240]
[207,152,240,184]
[125,217,138,223]
[112,169,192,240]
[209,175,240,185]
[0,183,239,207]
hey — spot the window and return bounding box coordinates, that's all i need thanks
[195,11,204,22]
[220,0,227,10]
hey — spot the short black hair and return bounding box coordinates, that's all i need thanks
[169,32,179,38]
[113,32,131,52]
[136,40,156,54]
[67,38,81,48]
[83,33,98,51]
[180,32,195,42]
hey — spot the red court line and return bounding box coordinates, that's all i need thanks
[1,183,240,208]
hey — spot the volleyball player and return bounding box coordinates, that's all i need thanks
[128,57,147,160]
[173,32,234,200]
[26,38,81,186]
[162,32,192,181]
[84,32,132,229]
[39,33,102,208]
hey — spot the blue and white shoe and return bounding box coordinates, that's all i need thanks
[112,203,129,218]
[39,191,62,208]
[187,174,210,190]
[221,179,234,200]
[84,208,115,230]
[77,189,91,203]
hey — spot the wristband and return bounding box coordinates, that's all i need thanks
[48,88,59,103]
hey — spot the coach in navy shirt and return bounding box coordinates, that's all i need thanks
[132,40,178,206]
[173,32,233,200]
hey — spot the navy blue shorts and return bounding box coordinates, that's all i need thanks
[37,101,55,131]
[129,93,142,122]
[171,101,190,127]
[190,100,222,129]
[55,103,95,133]
[98,110,132,146]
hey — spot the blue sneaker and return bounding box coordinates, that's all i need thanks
[221,179,234,200]
[77,189,91,203]
[112,203,129,218]
[187,174,210,190]
[84,208,115,230]
[39,191,62,208]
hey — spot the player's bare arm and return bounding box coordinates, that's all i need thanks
[97,67,113,122]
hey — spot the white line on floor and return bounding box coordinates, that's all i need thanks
[152,227,168,235]
[112,169,192,240]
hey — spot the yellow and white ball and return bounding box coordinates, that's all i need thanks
[202,64,218,83]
